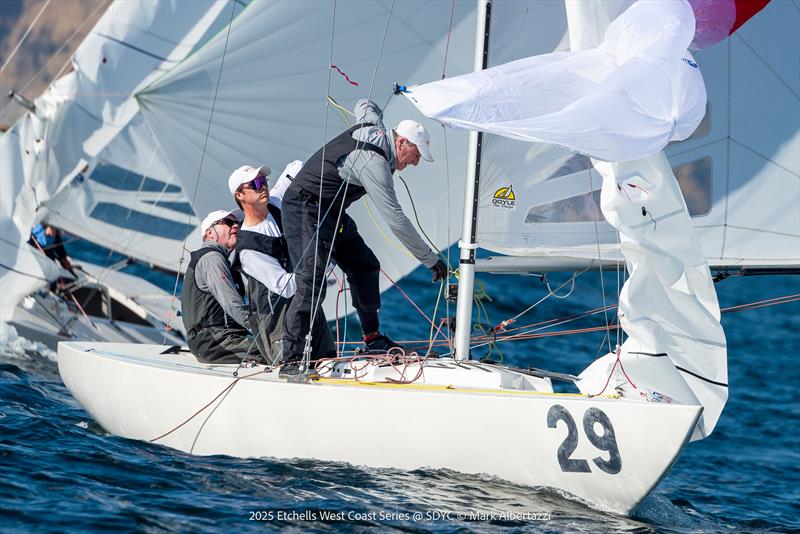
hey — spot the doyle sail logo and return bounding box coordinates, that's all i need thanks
[492,185,516,210]
[682,57,698,68]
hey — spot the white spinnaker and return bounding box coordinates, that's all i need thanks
[0,0,228,320]
[406,0,706,162]
[578,154,727,440]
[135,0,477,317]
[411,0,799,272]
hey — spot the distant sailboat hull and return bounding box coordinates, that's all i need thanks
[59,341,701,515]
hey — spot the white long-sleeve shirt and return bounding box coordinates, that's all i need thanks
[238,171,297,298]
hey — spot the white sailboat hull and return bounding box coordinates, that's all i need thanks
[59,342,701,514]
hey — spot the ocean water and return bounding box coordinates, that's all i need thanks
[1,241,798,532]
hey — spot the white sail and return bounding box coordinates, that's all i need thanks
[406,0,706,162]
[409,0,799,272]
[436,0,731,438]
[577,154,727,440]
[45,115,203,272]
[0,0,230,319]
[134,0,478,315]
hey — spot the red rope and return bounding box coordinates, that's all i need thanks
[330,64,359,86]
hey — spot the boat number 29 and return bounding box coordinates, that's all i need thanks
[546,405,621,474]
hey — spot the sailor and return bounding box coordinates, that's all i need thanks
[181,209,262,364]
[29,223,77,278]
[280,99,447,370]
[231,161,336,365]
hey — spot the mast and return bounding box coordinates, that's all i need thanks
[454,0,491,361]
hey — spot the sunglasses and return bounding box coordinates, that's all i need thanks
[213,217,239,228]
[239,175,268,191]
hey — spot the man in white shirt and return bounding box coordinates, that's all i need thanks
[230,161,336,364]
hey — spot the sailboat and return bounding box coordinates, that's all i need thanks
[24,0,799,515]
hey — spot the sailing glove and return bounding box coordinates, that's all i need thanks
[430,259,448,282]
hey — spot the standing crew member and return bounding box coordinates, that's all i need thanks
[181,210,261,364]
[231,161,336,364]
[281,99,447,369]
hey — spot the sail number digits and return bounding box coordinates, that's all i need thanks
[546,405,622,474]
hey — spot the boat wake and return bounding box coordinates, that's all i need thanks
[0,322,56,362]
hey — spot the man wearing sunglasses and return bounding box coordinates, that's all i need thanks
[280,99,447,372]
[181,209,262,364]
[230,161,336,365]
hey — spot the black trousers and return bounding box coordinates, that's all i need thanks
[282,185,381,360]
[187,325,261,364]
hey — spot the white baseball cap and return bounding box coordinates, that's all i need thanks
[395,120,433,162]
[200,209,241,235]
[227,164,271,195]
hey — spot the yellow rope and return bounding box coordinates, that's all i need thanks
[314,377,619,398]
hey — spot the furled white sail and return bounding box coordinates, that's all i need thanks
[577,154,727,440]
[134,0,477,316]
[450,0,728,438]
[430,0,799,272]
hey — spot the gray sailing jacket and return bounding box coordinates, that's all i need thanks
[336,99,438,268]
[181,241,251,333]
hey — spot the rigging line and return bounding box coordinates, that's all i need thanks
[307,0,396,343]
[0,0,52,74]
[0,262,50,282]
[498,265,591,330]
[0,0,107,121]
[308,0,339,358]
[734,33,800,101]
[440,0,456,79]
[588,169,613,354]
[396,175,442,255]
[165,0,238,336]
[380,268,447,341]
[362,197,416,259]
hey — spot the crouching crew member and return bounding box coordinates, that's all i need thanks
[181,209,262,364]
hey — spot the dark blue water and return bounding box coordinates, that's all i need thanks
[1,241,798,532]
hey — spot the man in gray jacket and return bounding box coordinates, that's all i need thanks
[181,209,262,364]
[281,99,447,370]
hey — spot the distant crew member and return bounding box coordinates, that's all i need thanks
[29,223,77,277]
[230,161,336,365]
[181,209,262,364]
[281,99,447,371]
